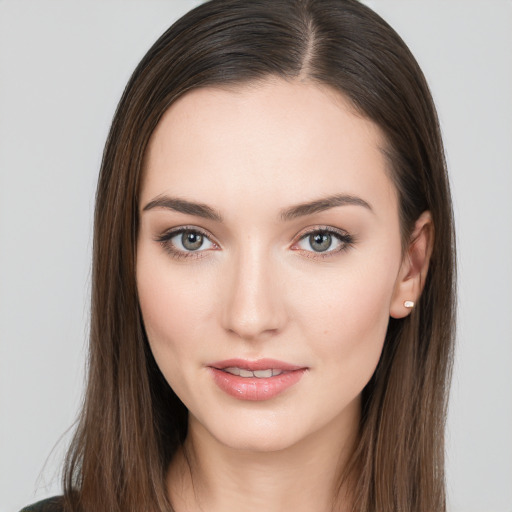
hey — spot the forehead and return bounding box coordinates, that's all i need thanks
[141,79,397,216]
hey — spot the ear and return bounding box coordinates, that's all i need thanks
[390,211,434,319]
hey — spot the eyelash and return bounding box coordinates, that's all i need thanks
[155,226,217,261]
[155,225,355,261]
[292,226,355,259]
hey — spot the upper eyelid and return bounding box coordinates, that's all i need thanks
[294,225,351,240]
[157,225,215,241]
[157,224,349,236]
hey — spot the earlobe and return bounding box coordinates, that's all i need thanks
[390,211,434,319]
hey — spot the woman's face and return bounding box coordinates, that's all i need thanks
[137,79,407,452]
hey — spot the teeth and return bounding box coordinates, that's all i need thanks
[222,367,284,378]
[223,367,240,376]
[253,369,273,378]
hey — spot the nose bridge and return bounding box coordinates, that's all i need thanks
[222,240,285,340]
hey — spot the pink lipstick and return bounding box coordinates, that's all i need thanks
[208,358,307,401]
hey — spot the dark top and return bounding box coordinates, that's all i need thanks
[19,496,65,512]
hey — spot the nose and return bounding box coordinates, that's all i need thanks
[221,245,287,341]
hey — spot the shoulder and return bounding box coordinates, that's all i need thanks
[19,496,65,512]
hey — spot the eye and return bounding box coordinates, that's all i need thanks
[156,227,217,259]
[293,227,354,256]
[171,230,213,252]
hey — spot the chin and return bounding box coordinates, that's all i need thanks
[191,406,317,454]
[216,427,302,453]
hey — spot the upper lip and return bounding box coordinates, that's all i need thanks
[209,358,305,371]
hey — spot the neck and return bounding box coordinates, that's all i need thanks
[167,398,360,512]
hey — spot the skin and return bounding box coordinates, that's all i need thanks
[137,78,432,512]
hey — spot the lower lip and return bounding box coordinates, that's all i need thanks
[209,368,306,401]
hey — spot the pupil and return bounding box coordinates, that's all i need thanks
[182,231,203,251]
[310,232,331,252]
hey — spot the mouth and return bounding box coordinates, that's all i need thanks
[210,358,304,372]
[208,358,307,401]
[221,367,285,378]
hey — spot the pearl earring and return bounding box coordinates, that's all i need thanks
[404,300,415,308]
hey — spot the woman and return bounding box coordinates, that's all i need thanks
[21,0,456,511]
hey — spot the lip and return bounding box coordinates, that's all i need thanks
[208,358,307,401]
[209,358,304,372]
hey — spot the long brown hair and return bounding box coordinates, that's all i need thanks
[63,1,456,511]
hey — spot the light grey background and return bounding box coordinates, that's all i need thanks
[1,1,511,511]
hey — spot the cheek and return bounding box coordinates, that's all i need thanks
[136,248,215,382]
[294,256,398,389]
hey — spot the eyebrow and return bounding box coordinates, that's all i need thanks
[142,196,223,222]
[279,194,373,221]
[142,193,373,222]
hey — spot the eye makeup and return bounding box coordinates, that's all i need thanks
[154,225,355,261]
[291,225,355,260]
[155,225,219,261]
